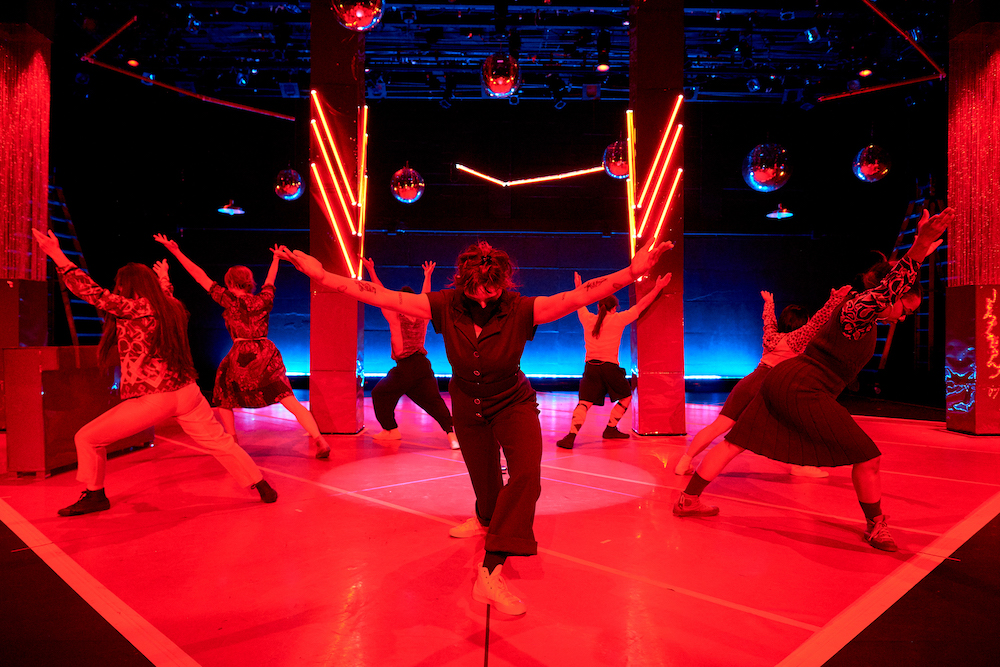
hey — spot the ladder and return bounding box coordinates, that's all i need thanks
[47,186,103,345]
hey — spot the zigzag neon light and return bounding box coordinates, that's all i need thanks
[636,95,683,211]
[626,109,638,257]
[310,90,357,206]
[310,162,357,279]
[455,163,603,187]
[652,168,683,243]
[986,288,999,380]
[310,120,357,235]
[637,124,683,238]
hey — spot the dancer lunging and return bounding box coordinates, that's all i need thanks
[674,284,851,475]
[33,229,277,516]
[154,234,331,458]
[277,238,671,614]
[362,257,458,449]
[556,271,671,449]
[672,208,952,553]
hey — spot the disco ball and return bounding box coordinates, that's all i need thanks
[603,141,629,179]
[391,166,424,204]
[481,52,521,99]
[330,0,384,32]
[274,169,303,201]
[742,143,792,192]
[852,144,892,182]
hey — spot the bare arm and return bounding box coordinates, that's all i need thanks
[619,272,672,324]
[420,261,435,295]
[153,234,214,291]
[263,245,280,288]
[277,247,431,319]
[533,239,673,325]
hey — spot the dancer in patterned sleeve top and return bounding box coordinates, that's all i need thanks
[672,207,952,552]
[555,270,671,449]
[674,284,851,476]
[154,235,332,459]
[32,229,277,517]
[362,257,459,449]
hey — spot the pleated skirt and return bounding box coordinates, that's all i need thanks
[725,355,881,466]
[719,363,771,420]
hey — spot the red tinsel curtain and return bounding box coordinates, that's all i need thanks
[1,23,50,281]
[948,24,1000,287]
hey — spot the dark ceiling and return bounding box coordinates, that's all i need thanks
[60,1,949,109]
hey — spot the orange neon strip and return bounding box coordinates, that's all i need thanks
[637,124,683,237]
[311,121,356,235]
[311,91,357,206]
[637,94,683,210]
[506,166,604,187]
[652,168,683,243]
[455,164,507,186]
[358,105,369,206]
[357,174,369,278]
[310,163,356,279]
[625,110,637,257]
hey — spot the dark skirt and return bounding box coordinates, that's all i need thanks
[213,339,294,409]
[719,363,771,420]
[578,360,632,406]
[725,355,881,466]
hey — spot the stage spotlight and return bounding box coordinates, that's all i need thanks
[805,27,820,43]
[508,94,519,106]
[596,30,611,72]
[127,59,139,67]
[747,77,761,92]
[236,71,249,86]
[859,68,873,78]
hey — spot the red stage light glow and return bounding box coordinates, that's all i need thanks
[859,69,873,78]
[127,59,139,67]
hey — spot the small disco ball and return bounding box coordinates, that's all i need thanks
[742,143,792,192]
[391,166,424,203]
[330,0,384,32]
[274,169,303,201]
[481,52,521,99]
[852,144,892,182]
[603,141,629,179]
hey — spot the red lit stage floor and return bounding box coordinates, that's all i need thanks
[2,393,998,666]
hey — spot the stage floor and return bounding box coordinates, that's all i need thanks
[2,392,998,666]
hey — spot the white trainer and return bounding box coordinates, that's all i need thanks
[472,563,526,615]
[448,432,461,450]
[449,516,486,538]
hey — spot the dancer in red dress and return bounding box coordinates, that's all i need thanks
[672,208,952,552]
[32,229,277,516]
[277,238,671,615]
[362,257,459,449]
[155,235,331,458]
[555,270,671,449]
[674,284,851,476]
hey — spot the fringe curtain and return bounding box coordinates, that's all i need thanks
[1,24,50,281]
[948,24,1000,287]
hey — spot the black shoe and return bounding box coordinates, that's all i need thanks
[602,425,630,439]
[556,433,576,449]
[58,489,110,517]
[253,479,278,503]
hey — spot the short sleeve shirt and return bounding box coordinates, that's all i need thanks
[426,289,537,384]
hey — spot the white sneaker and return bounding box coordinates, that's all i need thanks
[449,516,486,538]
[472,563,526,615]
[448,432,461,450]
[790,465,829,478]
[674,453,694,475]
[372,428,401,440]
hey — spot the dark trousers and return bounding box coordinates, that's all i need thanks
[371,352,453,432]
[450,375,542,556]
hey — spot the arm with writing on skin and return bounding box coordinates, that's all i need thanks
[279,247,431,319]
[573,272,592,322]
[533,240,673,325]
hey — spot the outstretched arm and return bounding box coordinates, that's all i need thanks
[760,291,780,351]
[153,234,214,291]
[534,239,673,325]
[619,272,672,325]
[361,257,384,288]
[784,284,851,352]
[420,261,435,295]
[153,259,175,297]
[263,245,280,288]
[276,247,431,319]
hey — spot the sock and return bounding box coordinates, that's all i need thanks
[483,551,507,573]
[860,500,883,521]
[607,401,628,428]
[683,472,712,496]
[569,403,589,435]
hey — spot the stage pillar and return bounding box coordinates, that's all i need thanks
[628,0,685,435]
[309,7,365,433]
[946,6,1000,434]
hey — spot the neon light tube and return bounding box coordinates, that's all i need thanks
[310,120,356,235]
[506,166,604,187]
[357,174,369,278]
[81,16,138,60]
[456,164,507,186]
[357,105,369,210]
[626,110,637,257]
[310,163,356,279]
[637,94,683,210]
[638,124,683,237]
[652,168,683,242]
[310,90,357,206]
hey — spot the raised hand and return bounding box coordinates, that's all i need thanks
[654,272,672,292]
[832,284,852,299]
[629,239,673,280]
[153,233,179,253]
[912,206,953,260]
[274,247,326,281]
[153,259,170,281]
[761,290,774,303]
[361,256,376,277]
[422,260,436,276]
[269,244,282,258]
[31,228,63,258]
